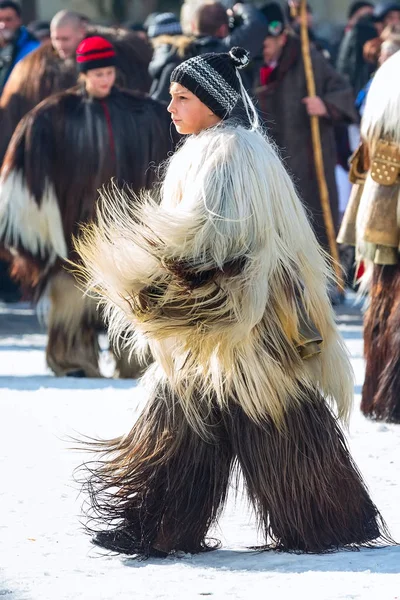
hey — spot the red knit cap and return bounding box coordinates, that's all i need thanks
[76,36,117,73]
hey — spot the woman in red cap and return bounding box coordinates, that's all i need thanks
[0,35,173,378]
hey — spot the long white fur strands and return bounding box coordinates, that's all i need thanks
[76,124,353,434]
[362,51,400,147]
[0,170,67,261]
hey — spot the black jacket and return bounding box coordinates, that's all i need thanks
[336,17,377,95]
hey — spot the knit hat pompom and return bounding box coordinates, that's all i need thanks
[76,36,117,73]
[170,47,250,119]
[229,47,250,69]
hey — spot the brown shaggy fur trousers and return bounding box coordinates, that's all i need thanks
[362,263,400,422]
[83,380,390,557]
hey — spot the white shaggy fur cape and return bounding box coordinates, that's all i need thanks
[78,123,353,432]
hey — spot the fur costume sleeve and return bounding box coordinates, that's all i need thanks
[77,125,353,427]
[0,98,67,265]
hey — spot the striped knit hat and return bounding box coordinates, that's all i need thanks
[147,13,182,38]
[170,47,250,119]
[76,36,117,73]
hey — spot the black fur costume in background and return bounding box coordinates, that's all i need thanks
[0,85,173,377]
[0,27,153,164]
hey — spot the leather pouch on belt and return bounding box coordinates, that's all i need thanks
[349,143,369,184]
[370,140,400,186]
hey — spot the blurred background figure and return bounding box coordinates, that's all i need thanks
[337,4,378,96]
[49,8,87,60]
[0,9,153,165]
[27,20,50,44]
[356,22,400,115]
[125,21,148,40]
[149,1,267,103]
[286,1,332,61]
[373,1,400,32]
[0,35,173,378]
[147,12,182,38]
[0,9,153,304]
[346,1,375,30]
[0,0,39,92]
[256,2,357,283]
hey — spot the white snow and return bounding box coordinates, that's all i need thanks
[0,301,399,600]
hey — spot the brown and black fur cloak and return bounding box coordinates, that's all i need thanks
[338,51,400,422]
[0,27,153,165]
[0,85,173,377]
[0,85,172,267]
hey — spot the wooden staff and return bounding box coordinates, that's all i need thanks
[298,0,344,289]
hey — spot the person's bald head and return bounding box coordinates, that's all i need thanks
[192,2,229,38]
[50,10,87,60]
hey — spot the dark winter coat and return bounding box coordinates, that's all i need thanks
[336,17,377,95]
[149,3,268,104]
[255,35,358,249]
[0,27,153,165]
[0,86,173,273]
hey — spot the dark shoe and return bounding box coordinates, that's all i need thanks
[92,528,168,558]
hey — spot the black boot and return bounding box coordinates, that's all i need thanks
[92,528,168,558]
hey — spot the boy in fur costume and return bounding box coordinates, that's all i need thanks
[0,36,173,378]
[76,47,391,555]
[338,50,400,422]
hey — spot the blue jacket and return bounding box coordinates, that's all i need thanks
[1,26,40,90]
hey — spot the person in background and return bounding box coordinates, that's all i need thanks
[359,3,400,71]
[147,13,182,39]
[285,1,332,61]
[256,2,358,259]
[0,0,40,301]
[0,36,173,378]
[27,20,50,44]
[346,2,375,32]
[49,9,87,61]
[148,1,268,104]
[0,10,153,164]
[0,0,39,92]
[338,50,400,423]
[125,22,148,41]
[373,2,400,32]
[356,23,400,115]
[337,11,378,96]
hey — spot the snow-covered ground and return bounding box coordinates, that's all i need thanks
[1,301,399,600]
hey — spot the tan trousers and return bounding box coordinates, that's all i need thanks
[46,271,149,378]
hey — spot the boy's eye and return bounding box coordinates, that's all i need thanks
[179,96,187,100]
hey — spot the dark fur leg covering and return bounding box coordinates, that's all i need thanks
[226,391,392,552]
[82,382,234,556]
[362,263,400,422]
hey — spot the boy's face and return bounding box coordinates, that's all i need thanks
[168,83,221,135]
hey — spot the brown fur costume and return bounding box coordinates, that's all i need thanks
[0,27,152,164]
[75,123,392,556]
[0,86,173,377]
[338,51,400,422]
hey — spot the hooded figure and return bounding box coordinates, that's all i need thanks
[0,36,173,378]
[74,47,392,556]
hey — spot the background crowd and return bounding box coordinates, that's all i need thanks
[1,0,400,303]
